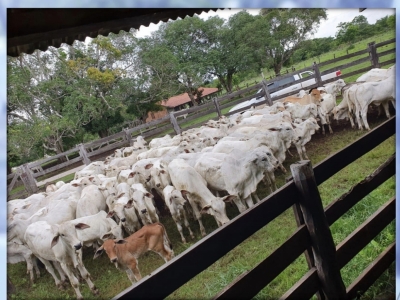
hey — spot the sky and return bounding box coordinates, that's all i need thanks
[1,2,398,300]
[134,8,395,39]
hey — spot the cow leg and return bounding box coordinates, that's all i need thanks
[360,107,371,131]
[188,196,207,236]
[278,163,287,173]
[321,124,325,135]
[23,253,37,284]
[391,99,395,109]
[125,268,137,283]
[52,261,68,286]
[32,256,41,280]
[76,262,99,295]
[173,217,187,243]
[328,123,333,134]
[301,145,309,160]
[232,195,247,213]
[243,195,254,209]
[59,262,83,300]
[286,148,294,157]
[252,193,261,203]
[38,258,64,290]
[348,112,356,128]
[295,144,304,160]
[182,209,195,239]
[266,171,277,192]
[382,102,391,119]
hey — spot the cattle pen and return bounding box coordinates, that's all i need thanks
[110,116,395,300]
[7,38,395,199]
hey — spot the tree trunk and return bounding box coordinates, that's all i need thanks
[218,76,229,93]
[98,129,109,138]
[274,63,282,77]
[186,78,198,106]
[226,73,233,93]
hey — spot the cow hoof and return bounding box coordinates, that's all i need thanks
[57,283,65,290]
[92,287,100,295]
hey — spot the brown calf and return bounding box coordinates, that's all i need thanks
[93,222,174,283]
[283,88,324,105]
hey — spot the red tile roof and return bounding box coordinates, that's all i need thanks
[161,87,219,108]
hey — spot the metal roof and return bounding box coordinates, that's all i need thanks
[7,8,220,57]
[161,87,219,108]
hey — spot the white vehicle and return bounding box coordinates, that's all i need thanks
[229,70,342,112]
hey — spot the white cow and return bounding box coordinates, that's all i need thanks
[64,210,124,250]
[130,183,159,225]
[163,185,195,243]
[106,193,141,235]
[292,117,321,160]
[352,74,395,130]
[76,184,107,218]
[24,221,98,299]
[356,65,395,82]
[194,146,278,210]
[284,102,318,120]
[168,159,236,236]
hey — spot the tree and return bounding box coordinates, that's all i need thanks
[138,16,212,106]
[201,11,258,93]
[257,8,327,75]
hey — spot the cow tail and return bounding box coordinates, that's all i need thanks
[159,222,173,250]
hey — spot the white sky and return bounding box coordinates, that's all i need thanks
[135,8,395,39]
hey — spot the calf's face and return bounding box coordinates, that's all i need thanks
[94,239,127,263]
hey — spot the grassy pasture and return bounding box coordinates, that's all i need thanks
[8,113,395,300]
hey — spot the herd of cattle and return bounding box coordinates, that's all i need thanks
[7,66,395,299]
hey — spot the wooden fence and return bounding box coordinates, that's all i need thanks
[113,116,395,300]
[7,38,395,197]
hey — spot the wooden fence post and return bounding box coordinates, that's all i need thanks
[290,160,346,300]
[78,144,91,165]
[123,128,133,146]
[368,41,380,68]
[169,112,181,135]
[312,62,323,87]
[212,97,222,117]
[261,80,273,106]
[20,164,38,194]
[7,168,22,194]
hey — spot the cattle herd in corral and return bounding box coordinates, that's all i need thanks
[7,65,395,299]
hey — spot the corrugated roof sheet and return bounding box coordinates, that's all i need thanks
[161,87,219,108]
[7,8,221,57]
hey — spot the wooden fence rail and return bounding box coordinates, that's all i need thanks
[113,117,395,299]
[7,38,395,196]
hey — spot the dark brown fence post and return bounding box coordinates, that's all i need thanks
[212,97,222,117]
[169,112,181,135]
[368,41,380,68]
[261,80,273,106]
[78,144,91,165]
[313,62,323,87]
[290,160,346,300]
[20,164,38,194]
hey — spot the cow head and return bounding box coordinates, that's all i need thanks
[93,238,128,263]
[51,223,90,251]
